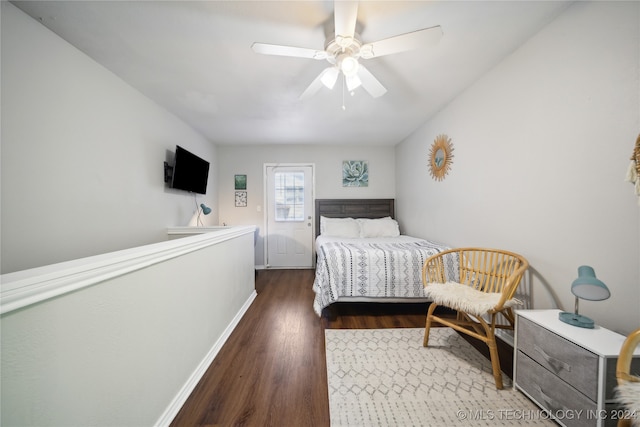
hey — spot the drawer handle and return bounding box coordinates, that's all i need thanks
[534,384,569,413]
[534,344,572,373]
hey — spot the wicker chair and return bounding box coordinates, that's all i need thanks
[616,328,640,427]
[422,247,529,389]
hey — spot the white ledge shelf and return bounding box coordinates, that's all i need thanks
[1,225,256,315]
[167,226,232,236]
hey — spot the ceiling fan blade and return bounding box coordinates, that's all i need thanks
[300,67,338,100]
[251,42,327,60]
[359,26,443,59]
[357,65,387,98]
[334,1,359,40]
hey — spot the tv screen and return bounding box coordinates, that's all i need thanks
[171,145,210,194]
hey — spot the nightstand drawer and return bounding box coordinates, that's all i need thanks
[516,351,596,427]
[517,316,598,400]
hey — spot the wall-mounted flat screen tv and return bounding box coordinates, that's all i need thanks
[171,145,210,194]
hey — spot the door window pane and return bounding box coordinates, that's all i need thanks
[274,171,304,221]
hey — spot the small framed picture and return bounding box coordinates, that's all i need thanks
[343,160,369,187]
[235,191,247,207]
[234,174,247,190]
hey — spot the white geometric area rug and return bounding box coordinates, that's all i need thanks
[325,328,554,426]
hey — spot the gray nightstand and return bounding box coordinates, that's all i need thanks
[514,309,640,427]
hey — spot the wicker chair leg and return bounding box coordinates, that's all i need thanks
[477,314,503,390]
[424,303,438,347]
[487,336,504,390]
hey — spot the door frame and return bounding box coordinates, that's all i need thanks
[263,163,316,269]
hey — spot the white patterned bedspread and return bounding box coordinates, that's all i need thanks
[313,236,450,315]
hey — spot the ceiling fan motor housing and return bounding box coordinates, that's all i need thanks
[325,35,362,67]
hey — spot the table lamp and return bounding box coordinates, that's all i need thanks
[200,203,212,215]
[197,203,211,226]
[559,265,610,328]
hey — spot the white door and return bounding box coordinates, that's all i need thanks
[265,164,314,268]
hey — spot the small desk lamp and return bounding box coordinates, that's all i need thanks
[559,265,610,329]
[200,203,212,215]
[197,203,211,226]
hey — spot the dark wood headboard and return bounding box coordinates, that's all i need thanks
[314,199,395,237]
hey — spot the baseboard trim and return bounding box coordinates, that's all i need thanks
[154,290,258,427]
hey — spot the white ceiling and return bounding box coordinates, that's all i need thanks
[13,1,571,146]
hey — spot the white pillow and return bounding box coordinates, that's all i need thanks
[358,217,400,238]
[319,216,331,234]
[320,216,361,238]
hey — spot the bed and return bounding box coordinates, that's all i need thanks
[312,199,452,315]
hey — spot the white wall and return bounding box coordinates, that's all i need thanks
[1,228,256,427]
[217,144,396,265]
[396,1,640,335]
[1,3,219,274]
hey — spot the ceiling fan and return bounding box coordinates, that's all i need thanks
[251,1,443,100]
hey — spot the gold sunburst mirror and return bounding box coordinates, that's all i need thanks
[429,134,454,181]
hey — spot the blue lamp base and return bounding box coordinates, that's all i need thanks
[559,312,595,329]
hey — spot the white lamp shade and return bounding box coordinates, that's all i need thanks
[320,67,339,89]
[345,74,362,91]
[571,265,610,301]
[340,56,359,77]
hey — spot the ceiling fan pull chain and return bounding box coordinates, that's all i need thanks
[342,75,346,111]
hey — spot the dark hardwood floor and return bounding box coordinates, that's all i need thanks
[170,269,512,427]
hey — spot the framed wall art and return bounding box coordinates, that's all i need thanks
[342,160,369,187]
[234,174,247,190]
[235,191,247,207]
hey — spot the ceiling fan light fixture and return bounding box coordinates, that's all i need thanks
[339,55,359,77]
[320,67,340,89]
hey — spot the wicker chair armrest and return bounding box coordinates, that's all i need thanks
[422,248,458,284]
[493,264,529,310]
[617,328,640,385]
